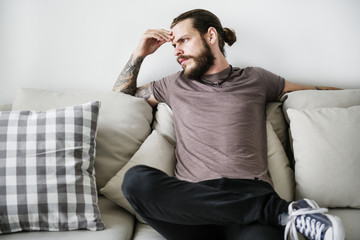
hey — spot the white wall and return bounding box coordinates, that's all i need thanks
[1,0,359,105]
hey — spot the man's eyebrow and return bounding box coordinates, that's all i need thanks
[172,34,189,46]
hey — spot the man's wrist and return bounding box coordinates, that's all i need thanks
[132,49,147,60]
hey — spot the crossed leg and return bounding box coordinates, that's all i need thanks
[122,165,288,240]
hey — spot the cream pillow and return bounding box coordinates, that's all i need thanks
[100,130,176,217]
[266,102,290,151]
[266,121,295,202]
[11,88,153,189]
[152,103,176,147]
[287,106,360,208]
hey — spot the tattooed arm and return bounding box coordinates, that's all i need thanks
[113,29,173,107]
[113,55,144,95]
[113,55,159,107]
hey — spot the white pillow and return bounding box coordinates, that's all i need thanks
[11,88,153,190]
[287,106,360,208]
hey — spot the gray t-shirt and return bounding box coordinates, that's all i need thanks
[151,66,285,185]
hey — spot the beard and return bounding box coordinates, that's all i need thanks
[177,38,215,80]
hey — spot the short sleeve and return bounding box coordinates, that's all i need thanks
[253,67,285,102]
[150,72,181,106]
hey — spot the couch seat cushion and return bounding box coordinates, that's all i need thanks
[132,222,165,240]
[0,196,134,240]
[328,208,360,240]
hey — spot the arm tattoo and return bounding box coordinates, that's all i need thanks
[113,55,144,95]
[135,84,152,100]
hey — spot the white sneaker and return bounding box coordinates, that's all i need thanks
[284,199,345,240]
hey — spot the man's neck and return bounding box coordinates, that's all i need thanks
[205,54,230,75]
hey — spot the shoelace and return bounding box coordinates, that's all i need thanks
[284,202,329,240]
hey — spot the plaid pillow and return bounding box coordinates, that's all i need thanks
[0,101,104,234]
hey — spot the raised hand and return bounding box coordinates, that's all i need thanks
[133,29,173,58]
[113,29,173,97]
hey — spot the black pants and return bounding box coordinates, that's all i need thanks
[122,165,289,240]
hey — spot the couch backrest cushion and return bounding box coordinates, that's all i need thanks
[0,104,12,111]
[11,88,153,190]
[282,89,360,122]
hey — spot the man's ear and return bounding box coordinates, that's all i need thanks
[207,27,218,45]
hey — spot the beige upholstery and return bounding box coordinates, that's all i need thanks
[1,196,135,240]
[328,209,360,240]
[133,223,165,240]
[101,130,176,221]
[1,88,359,239]
[283,89,360,240]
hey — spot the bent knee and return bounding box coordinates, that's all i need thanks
[121,165,162,199]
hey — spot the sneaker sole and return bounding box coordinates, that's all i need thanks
[304,199,345,240]
[325,214,345,240]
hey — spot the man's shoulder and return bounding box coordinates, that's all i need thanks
[151,71,182,88]
[151,71,183,92]
[232,66,267,78]
[161,71,183,82]
[242,66,267,73]
[240,66,278,79]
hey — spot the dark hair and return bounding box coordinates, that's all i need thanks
[171,9,236,55]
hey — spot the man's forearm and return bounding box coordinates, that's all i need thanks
[113,55,145,95]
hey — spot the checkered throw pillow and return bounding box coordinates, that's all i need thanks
[0,101,104,234]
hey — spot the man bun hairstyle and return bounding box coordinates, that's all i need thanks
[223,27,237,46]
[171,9,236,56]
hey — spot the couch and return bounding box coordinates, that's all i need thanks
[0,87,359,240]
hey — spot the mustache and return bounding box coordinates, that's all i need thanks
[177,55,193,64]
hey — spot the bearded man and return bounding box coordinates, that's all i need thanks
[113,9,344,240]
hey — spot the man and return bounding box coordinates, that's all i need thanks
[114,9,345,240]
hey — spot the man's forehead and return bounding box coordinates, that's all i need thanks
[171,19,198,42]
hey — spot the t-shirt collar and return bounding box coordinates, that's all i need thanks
[200,65,232,83]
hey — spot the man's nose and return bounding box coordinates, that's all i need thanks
[174,46,183,56]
